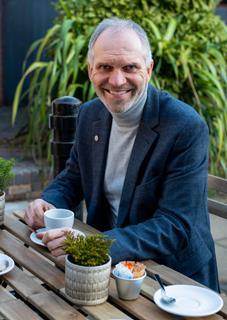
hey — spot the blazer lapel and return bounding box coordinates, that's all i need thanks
[117,85,160,227]
[91,106,112,196]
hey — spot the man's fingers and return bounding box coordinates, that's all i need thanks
[42,228,72,243]
[24,208,32,226]
[24,199,54,230]
[46,236,66,252]
[44,202,55,211]
[50,247,65,257]
[55,255,66,267]
[36,227,72,264]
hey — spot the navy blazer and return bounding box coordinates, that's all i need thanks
[42,85,219,291]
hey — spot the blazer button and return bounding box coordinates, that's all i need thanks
[94,135,99,142]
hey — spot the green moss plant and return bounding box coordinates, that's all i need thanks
[0,158,15,195]
[64,233,113,266]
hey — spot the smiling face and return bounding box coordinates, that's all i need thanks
[88,28,153,113]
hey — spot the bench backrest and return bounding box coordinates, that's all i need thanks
[208,174,227,219]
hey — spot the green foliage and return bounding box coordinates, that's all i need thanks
[0,158,15,194]
[64,233,113,266]
[13,0,227,176]
[12,19,94,161]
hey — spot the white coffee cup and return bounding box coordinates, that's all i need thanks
[44,208,74,229]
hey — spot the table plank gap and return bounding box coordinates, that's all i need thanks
[0,286,16,303]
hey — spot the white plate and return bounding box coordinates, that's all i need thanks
[154,284,223,317]
[30,228,85,247]
[0,253,15,275]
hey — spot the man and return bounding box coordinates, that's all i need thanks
[25,17,219,291]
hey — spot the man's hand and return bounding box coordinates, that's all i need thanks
[36,227,80,266]
[24,199,55,230]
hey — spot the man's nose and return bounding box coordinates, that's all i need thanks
[108,69,126,87]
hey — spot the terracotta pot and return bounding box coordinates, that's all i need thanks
[0,192,5,226]
[65,255,111,305]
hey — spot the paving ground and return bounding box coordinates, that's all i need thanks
[4,200,227,294]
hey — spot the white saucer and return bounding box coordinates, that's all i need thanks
[30,228,85,247]
[154,284,223,317]
[30,227,48,246]
[0,253,15,275]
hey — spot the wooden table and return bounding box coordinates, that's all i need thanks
[0,212,226,320]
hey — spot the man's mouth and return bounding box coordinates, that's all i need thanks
[104,89,132,96]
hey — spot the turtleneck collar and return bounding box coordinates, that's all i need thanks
[110,84,148,128]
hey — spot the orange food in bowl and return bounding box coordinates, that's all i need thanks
[120,261,146,278]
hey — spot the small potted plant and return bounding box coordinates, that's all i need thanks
[0,157,15,225]
[64,232,113,305]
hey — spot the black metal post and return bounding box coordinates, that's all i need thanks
[49,96,84,220]
[49,96,81,177]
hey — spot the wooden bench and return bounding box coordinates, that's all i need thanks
[208,174,227,219]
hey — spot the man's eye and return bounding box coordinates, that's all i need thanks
[123,65,137,72]
[99,65,112,71]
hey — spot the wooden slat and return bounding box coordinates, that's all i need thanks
[3,265,47,299]
[0,230,65,290]
[208,199,227,219]
[0,300,43,320]
[0,286,16,303]
[145,263,203,287]
[185,315,224,320]
[4,215,56,263]
[208,175,227,194]
[141,275,160,298]
[30,292,85,320]
[219,293,227,317]
[82,302,133,320]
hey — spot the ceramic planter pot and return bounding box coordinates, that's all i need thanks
[0,192,5,226]
[65,254,112,305]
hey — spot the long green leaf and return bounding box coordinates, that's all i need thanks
[164,18,177,41]
[12,62,48,124]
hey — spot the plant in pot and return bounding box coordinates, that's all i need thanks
[64,232,113,305]
[0,157,15,225]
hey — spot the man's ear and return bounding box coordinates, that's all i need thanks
[147,60,154,81]
[88,63,93,80]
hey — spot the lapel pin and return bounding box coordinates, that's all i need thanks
[94,135,99,142]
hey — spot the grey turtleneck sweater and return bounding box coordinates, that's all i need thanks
[104,88,147,227]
